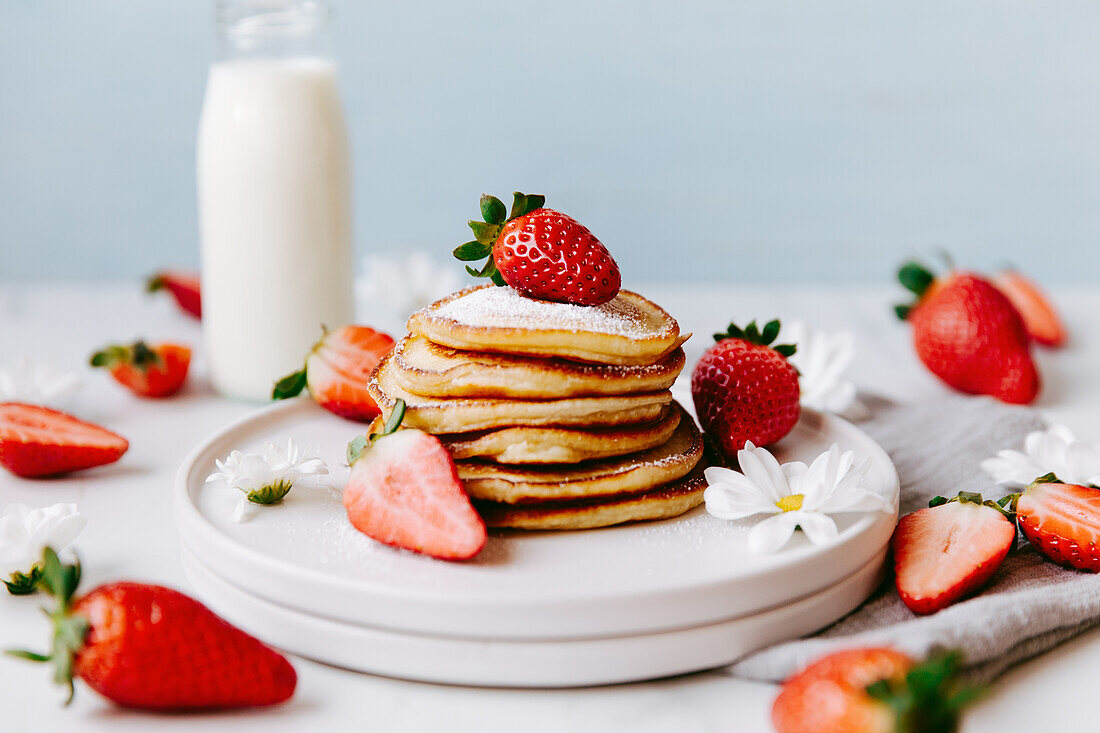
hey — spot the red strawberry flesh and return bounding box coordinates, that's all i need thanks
[0,403,129,478]
[344,429,486,560]
[1017,482,1100,572]
[892,500,1015,615]
[305,326,394,422]
[994,270,1066,347]
[495,208,621,306]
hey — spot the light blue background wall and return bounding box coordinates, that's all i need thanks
[1,1,1098,284]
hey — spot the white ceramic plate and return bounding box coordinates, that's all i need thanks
[181,545,888,687]
[174,398,899,642]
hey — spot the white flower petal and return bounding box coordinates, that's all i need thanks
[0,503,85,575]
[737,444,789,503]
[748,513,801,554]
[794,511,840,546]
[207,440,329,522]
[704,484,780,520]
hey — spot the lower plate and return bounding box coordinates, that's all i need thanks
[182,546,888,687]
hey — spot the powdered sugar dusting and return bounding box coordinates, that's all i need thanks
[430,287,657,337]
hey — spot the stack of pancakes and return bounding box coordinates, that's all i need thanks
[367,285,709,530]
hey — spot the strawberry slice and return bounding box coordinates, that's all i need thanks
[343,401,486,560]
[892,492,1016,615]
[273,325,394,422]
[772,647,976,733]
[1015,476,1100,572]
[0,403,129,478]
[993,269,1067,347]
[146,271,202,319]
[90,341,191,398]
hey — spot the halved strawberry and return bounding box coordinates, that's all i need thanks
[343,401,486,560]
[273,325,395,422]
[90,341,191,398]
[772,647,976,733]
[1013,475,1100,572]
[993,269,1067,347]
[146,271,201,319]
[0,403,128,478]
[892,492,1016,615]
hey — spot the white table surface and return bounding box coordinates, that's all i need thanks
[2,281,1099,732]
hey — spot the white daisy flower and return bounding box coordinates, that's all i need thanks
[982,425,1100,489]
[704,442,891,554]
[0,356,82,410]
[359,250,462,316]
[0,503,86,593]
[785,322,866,419]
[206,439,328,523]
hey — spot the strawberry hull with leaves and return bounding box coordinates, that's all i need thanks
[273,325,395,422]
[772,647,978,733]
[146,270,202,319]
[454,192,622,306]
[895,261,1039,404]
[8,548,296,710]
[90,341,192,398]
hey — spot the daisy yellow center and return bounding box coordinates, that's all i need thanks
[776,494,805,512]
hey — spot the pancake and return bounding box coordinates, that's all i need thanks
[440,406,681,464]
[391,335,686,399]
[475,464,707,530]
[369,352,673,433]
[457,407,703,503]
[407,286,689,366]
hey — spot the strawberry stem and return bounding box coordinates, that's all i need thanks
[454,191,545,287]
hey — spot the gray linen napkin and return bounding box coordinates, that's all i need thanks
[726,394,1100,683]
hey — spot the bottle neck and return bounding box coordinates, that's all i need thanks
[215,0,330,61]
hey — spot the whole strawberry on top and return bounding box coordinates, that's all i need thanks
[691,320,800,458]
[892,492,1016,615]
[453,192,621,306]
[8,548,296,710]
[895,261,1038,404]
[772,647,977,733]
[344,400,487,560]
[273,325,394,422]
[90,340,191,398]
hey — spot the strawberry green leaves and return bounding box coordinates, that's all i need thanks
[895,260,938,320]
[272,367,308,400]
[713,319,797,358]
[347,399,408,465]
[89,341,161,372]
[453,191,546,287]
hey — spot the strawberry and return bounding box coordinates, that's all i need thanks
[453,192,621,306]
[273,325,395,422]
[8,548,296,710]
[1011,474,1100,572]
[690,319,800,457]
[892,492,1016,615]
[895,261,1039,404]
[0,403,128,478]
[343,400,486,560]
[90,341,191,398]
[993,269,1067,347]
[772,647,977,733]
[146,270,202,319]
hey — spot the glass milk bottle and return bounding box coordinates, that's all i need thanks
[197,0,354,401]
